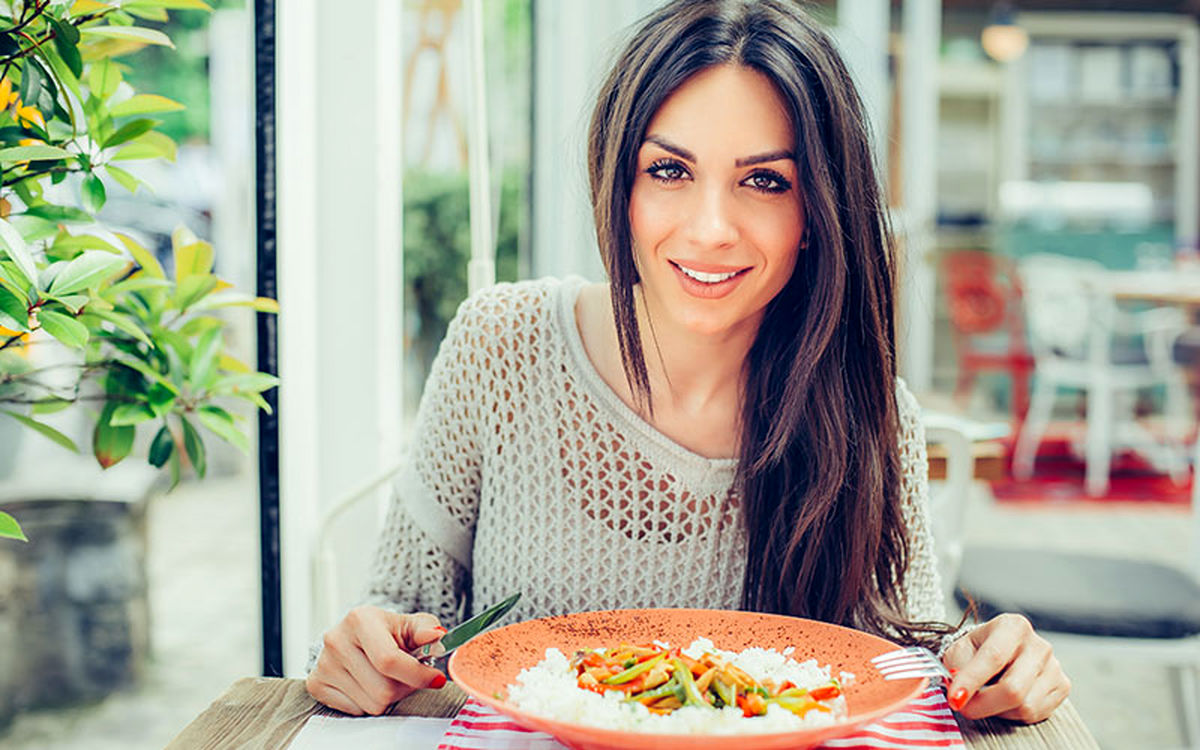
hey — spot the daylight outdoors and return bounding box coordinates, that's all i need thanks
[1,1,1198,749]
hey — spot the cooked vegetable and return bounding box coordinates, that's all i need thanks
[568,643,842,718]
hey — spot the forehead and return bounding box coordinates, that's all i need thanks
[644,64,794,154]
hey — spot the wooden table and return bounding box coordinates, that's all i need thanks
[1101,268,1200,307]
[167,677,1100,749]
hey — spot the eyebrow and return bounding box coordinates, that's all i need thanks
[643,135,794,168]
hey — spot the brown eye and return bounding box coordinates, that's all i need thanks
[647,159,690,182]
[743,170,791,194]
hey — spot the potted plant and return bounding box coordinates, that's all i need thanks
[0,0,275,539]
[0,0,275,721]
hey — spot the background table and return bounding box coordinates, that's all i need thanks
[166,677,1100,750]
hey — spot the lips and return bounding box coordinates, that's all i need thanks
[669,260,751,283]
[668,260,751,299]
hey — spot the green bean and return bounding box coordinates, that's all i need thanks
[672,658,712,708]
[623,674,679,703]
[603,653,665,685]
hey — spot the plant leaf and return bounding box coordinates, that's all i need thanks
[180,414,205,478]
[0,286,28,331]
[46,293,89,314]
[115,233,165,279]
[104,164,141,194]
[19,57,43,107]
[38,309,90,348]
[213,372,280,395]
[188,325,222,388]
[109,94,185,117]
[176,315,222,337]
[127,0,213,9]
[93,402,134,468]
[112,353,180,395]
[172,274,217,311]
[196,404,249,454]
[81,26,175,49]
[110,402,155,426]
[193,291,280,313]
[0,218,38,291]
[0,511,27,542]
[31,398,74,415]
[218,352,250,374]
[148,424,173,467]
[111,130,177,162]
[146,383,175,417]
[167,438,181,489]
[49,250,128,296]
[2,409,79,453]
[87,58,122,101]
[103,276,170,298]
[124,5,168,21]
[80,173,108,213]
[23,205,94,224]
[49,18,84,78]
[49,232,123,254]
[102,118,158,150]
[82,308,152,346]
[0,145,73,164]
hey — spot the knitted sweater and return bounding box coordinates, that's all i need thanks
[361,276,944,631]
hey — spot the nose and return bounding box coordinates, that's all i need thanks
[683,181,739,250]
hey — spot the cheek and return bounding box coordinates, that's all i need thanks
[628,180,675,251]
[748,201,804,270]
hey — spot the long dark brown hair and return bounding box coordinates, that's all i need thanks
[588,0,953,646]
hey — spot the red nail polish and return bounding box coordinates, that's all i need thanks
[434,626,447,634]
[430,673,447,689]
[949,688,969,710]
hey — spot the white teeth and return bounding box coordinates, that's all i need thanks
[676,264,740,283]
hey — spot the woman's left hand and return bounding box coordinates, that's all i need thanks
[941,613,1070,723]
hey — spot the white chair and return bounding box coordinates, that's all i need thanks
[1012,253,1191,496]
[923,412,1011,608]
[311,459,406,636]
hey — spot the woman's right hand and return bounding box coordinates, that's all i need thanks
[306,606,449,715]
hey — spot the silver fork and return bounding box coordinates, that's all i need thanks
[870,646,953,685]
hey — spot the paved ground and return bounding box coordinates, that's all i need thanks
[0,469,1195,749]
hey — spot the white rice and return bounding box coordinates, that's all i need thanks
[506,638,851,735]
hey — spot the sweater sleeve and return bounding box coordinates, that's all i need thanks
[894,379,947,626]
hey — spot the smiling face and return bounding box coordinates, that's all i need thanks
[629,64,805,341]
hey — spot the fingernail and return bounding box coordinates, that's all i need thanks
[430,673,447,690]
[434,626,447,634]
[948,668,958,676]
[949,688,969,710]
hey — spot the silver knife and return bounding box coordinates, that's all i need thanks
[413,592,521,669]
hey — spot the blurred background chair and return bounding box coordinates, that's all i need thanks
[940,250,1035,428]
[1012,253,1191,497]
[924,412,1010,608]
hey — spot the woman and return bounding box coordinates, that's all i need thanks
[307,0,1069,723]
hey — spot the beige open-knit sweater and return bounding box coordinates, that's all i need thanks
[352,276,945,635]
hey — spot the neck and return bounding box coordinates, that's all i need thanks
[632,284,757,417]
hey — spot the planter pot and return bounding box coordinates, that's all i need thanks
[0,462,157,727]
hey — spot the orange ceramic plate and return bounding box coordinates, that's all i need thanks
[449,608,928,750]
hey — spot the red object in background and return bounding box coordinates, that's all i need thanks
[992,435,1193,507]
[941,250,1036,429]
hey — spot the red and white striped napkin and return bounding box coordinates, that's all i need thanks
[437,687,965,750]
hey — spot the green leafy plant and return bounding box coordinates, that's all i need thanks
[403,168,520,382]
[0,0,277,541]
